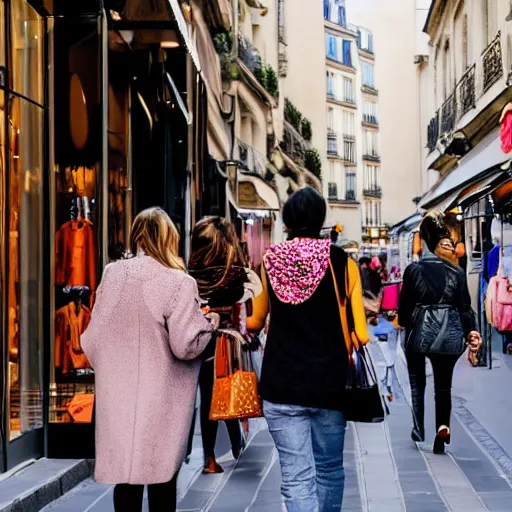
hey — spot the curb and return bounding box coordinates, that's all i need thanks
[0,459,93,512]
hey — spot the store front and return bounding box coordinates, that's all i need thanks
[1,0,208,472]
[0,0,46,473]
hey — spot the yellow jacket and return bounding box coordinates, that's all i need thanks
[247,258,369,353]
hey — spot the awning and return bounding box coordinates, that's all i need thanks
[227,175,280,212]
[191,1,230,159]
[455,171,511,210]
[419,128,508,210]
[167,0,202,72]
[108,1,203,74]
[389,213,422,237]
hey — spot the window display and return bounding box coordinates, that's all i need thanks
[49,20,102,425]
[50,164,98,424]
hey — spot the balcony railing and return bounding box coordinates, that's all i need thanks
[328,182,338,200]
[426,34,503,151]
[459,64,476,118]
[363,114,379,125]
[363,186,382,198]
[427,111,440,153]
[363,152,380,162]
[483,32,503,93]
[238,139,266,178]
[345,190,356,201]
[441,93,456,134]
[327,90,356,105]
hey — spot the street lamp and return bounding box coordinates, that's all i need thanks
[226,160,240,205]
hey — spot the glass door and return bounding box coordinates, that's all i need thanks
[3,0,45,470]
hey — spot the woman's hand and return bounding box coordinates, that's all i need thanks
[205,312,220,330]
[467,331,482,351]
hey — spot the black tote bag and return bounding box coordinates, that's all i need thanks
[330,262,385,423]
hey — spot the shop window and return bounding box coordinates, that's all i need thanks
[7,95,45,439]
[50,19,101,424]
[11,0,43,104]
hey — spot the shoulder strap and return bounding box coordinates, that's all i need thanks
[329,260,356,354]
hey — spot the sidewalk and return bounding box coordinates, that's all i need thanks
[5,339,512,511]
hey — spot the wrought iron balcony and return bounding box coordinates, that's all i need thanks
[363,186,382,198]
[363,114,379,125]
[238,139,266,178]
[441,93,456,134]
[457,64,476,118]
[427,111,439,152]
[482,32,503,93]
[345,190,356,201]
[328,182,338,200]
[363,152,380,163]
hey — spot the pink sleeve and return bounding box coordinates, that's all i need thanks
[166,276,214,361]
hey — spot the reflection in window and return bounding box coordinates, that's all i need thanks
[11,0,43,103]
[8,96,44,439]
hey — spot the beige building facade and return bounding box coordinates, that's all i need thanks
[347,0,425,228]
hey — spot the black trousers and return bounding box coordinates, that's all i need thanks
[199,360,241,457]
[406,352,460,432]
[113,475,177,512]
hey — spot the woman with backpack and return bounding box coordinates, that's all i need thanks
[399,210,481,454]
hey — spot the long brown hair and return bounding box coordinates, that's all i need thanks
[130,207,186,272]
[189,216,247,287]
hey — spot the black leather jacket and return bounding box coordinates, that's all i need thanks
[398,255,477,338]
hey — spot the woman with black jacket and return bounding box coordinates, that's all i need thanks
[399,211,481,454]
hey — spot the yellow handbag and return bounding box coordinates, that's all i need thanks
[209,329,263,421]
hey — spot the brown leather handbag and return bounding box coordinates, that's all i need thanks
[209,329,263,421]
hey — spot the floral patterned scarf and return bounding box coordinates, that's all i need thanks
[264,238,332,305]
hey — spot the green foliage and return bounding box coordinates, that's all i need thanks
[213,31,238,82]
[301,118,312,142]
[284,98,302,133]
[265,65,279,98]
[304,148,322,181]
[254,60,279,98]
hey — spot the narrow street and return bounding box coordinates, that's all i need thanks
[40,340,512,512]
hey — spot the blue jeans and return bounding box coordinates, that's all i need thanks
[264,401,346,512]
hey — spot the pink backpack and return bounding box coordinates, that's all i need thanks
[381,282,401,311]
[489,276,512,332]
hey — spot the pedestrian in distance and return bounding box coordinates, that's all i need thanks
[249,187,369,511]
[189,216,260,474]
[81,207,219,512]
[399,210,482,454]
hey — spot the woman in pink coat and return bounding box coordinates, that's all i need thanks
[81,208,217,512]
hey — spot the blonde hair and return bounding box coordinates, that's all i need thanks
[130,207,186,272]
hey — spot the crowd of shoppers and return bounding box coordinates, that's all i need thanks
[80,191,482,512]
